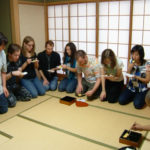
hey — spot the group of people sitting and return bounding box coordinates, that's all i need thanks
[0,32,150,115]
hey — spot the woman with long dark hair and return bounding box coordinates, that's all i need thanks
[58,42,77,93]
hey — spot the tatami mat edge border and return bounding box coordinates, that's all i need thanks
[18,114,118,150]
[46,93,150,121]
[0,130,13,139]
[0,96,52,124]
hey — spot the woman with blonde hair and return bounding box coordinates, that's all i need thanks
[20,36,46,98]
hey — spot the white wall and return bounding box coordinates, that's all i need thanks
[19,4,45,53]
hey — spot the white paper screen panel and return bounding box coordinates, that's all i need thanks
[55,5,62,17]
[132,16,143,30]
[48,18,55,29]
[71,17,77,29]
[87,30,95,42]
[87,43,96,55]
[133,0,144,15]
[143,31,150,45]
[145,0,150,14]
[78,17,86,29]
[108,30,118,43]
[87,3,96,15]
[48,4,69,57]
[78,3,86,16]
[119,16,129,29]
[99,30,108,43]
[132,31,143,44]
[144,46,150,60]
[71,30,77,41]
[119,31,129,44]
[79,30,86,42]
[109,16,119,29]
[118,45,128,58]
[63,30,69,41]
[70,3,96,55]
[63,5,68,17]
[120,1,130,15]
[70,4,77,16]
[63,18,68,29]
[56,18,62,29]
[99,1,130,72]
[99,16,108,29]
[132,0,150,61]
[48,30,55,40]
[109,2,119,15]
[79,42,86,51]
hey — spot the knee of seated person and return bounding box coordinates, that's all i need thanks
[118,98,126,105]
[7,97,16,107]
[134,104,143,109]
[31,93,38,98]
[87,96,95,101]
[50,85,57,91]
[8,102,16,107]
[108,99,117,103]
[0,106,8,114]
[134,103,144,109]
[145,95,150,107]
[66,88,75,93]
[58,86,65,92]
[39,91,45,96]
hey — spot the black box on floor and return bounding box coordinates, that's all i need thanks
[119,129,143,147]
[60,96,76,105]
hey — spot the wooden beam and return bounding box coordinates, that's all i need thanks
[10,0,21,44]
[18,1,44,6]
[44,1,49,42]
[128,0,133,63]
[96,1,99,57]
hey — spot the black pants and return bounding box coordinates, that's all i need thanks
[77,78,101,100]
[103,79,124,103]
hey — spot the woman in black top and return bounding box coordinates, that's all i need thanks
[20,36,46,98]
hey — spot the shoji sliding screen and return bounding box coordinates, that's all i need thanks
[48,0,150,73]
[99,1,130,72]
[48,5,69,63]
[132,0,150,61]
[70,3,96,56]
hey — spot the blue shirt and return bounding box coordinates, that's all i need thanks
[127,59,148,92]
[64,56,76,79]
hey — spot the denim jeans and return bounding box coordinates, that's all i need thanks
[58,78,77,93]
[43,76,58,91]
[0,93,8,114]
[118,88,147,109]
[21,77,46,98]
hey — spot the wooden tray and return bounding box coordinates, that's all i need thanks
[119,129,143,147]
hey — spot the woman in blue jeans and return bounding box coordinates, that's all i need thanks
[20,36,46,98]
[58,42,77,93]
[118,45,150,109]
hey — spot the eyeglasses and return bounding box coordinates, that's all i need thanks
[27,43,34,47]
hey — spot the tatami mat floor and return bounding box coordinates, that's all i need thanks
[0,90,150,150]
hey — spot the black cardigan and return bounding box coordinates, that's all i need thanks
[38,50,61,81]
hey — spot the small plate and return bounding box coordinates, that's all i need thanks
[48,69,55,73]
[22,72,28,75]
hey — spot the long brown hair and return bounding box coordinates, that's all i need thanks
[63,42,76,65]
[101,49,117,68]
[22,36,35,57]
